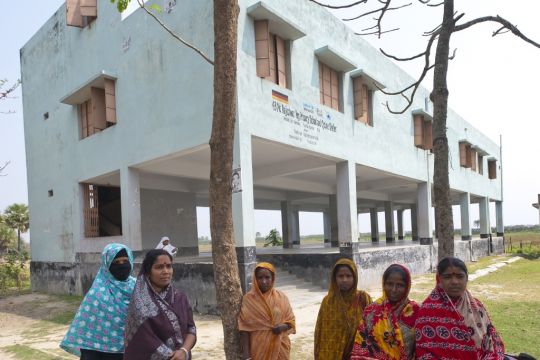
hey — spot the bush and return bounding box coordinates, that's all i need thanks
[263,229,283,247]
[0,250,29,295]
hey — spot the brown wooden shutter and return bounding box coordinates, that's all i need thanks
[470,149,477,171]
[320,62,332,108]
[80,101,88,138]
[104,79,116,124]
[91,87,106,132]
[423,120,433,150]
[478,155,484,175]
[319,64,324,104]
[353,77,364,120]
[254,20,271,78]
[80,0,97,18]
[488,160,497,179]
[83,184,100,237]
[465,145,472,168]
[330,67,339,111]
[66,0,83,27]
[275,35,287,88]
[459,142,467,167]
[413,115,424,148]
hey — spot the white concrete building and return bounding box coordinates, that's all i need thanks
[22,0,504,306]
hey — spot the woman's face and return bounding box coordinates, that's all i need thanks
[383,271,407,304]
[335,266,355,292]
[148,255,173,292]
[255,268,273,293]
[439,265,467,299]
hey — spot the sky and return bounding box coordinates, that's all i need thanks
[1,1,539,240]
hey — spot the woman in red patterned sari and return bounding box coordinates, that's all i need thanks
[415,257,505,360]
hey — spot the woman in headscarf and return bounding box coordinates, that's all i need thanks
[238,262,296,360]
[124,249,196,360]
[415,257,505,360]
[60,243,136,359]
[156,236,178,256]
[350,264,419,360]
[314,258,372,360]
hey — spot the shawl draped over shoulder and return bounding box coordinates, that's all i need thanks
[238,262,296,360]
[60,243,136,356]
[315,258,372,360]
[351,263,419,360]
[123,274,196,359]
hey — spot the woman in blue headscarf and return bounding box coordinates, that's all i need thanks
[60,243,136,360]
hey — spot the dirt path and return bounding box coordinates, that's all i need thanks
[0,255,517,359]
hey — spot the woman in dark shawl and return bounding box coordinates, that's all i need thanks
[124,249,196,360]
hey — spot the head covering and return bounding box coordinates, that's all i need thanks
[314,258,372,360]
[156,236,178,256]
[351,264,419,360]
[238,262,296,360]
[415,276,505,359]
[60,243,136,356]
[123,258,196,359]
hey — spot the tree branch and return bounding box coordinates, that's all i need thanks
[0,161,10,176]
[0,79,21,101]
[136,0,214,65]
[454,15,540,48]
[308,0,368,9]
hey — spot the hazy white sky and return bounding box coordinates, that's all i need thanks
[1,1,539,239]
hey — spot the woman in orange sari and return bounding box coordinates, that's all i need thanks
[314,258,372,360]
[238,262,296,360]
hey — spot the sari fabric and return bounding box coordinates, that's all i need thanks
[351,264,419,360]
[315,258,372,360]
[60,243,136,356]
[238,262,296,360]
[415,282,505,360]
[124,275,196,359]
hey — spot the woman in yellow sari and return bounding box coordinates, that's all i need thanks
[314,258,372,360]
[238,262,296,360]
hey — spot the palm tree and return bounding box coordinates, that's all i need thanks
[3,203,29,253]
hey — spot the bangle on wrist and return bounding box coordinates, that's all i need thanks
[180,347,189,355]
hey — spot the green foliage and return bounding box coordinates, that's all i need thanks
[110,0,161,13]
[263,228,283,247]
[0,250,29,295]
[3,203,29,252]
[0,220,17,252]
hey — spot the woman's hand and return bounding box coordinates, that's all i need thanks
[170,349,187,360]
[272,323,289,335]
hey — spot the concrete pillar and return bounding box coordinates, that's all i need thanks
[411,205,418,241]
[370,208,379,243]
[232,134,256,292]
[495,201,504,236]
[281,201,294,249]
[460,192,472,240]
[336,161,359,258]
[323,210,331,247]
[397,209,404,240]
[479,197,490,238]
[120,167,142,251]
[384,201,395,242]
[292,210,300,246]
[417,182,433,244]
[329,194,339,247]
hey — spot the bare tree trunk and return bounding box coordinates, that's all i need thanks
[431,0,455,260]
[210,1,243,359]
[17,229,21,253]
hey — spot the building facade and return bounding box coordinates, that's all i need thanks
[22,0,503,304]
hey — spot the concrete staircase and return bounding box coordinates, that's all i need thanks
[273,267,327,309]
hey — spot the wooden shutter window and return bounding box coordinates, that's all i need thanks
[275,35,287,88]
[66,0,83,27]
[353,77,364,120]
[465,145,472,168]
[104,79,116,124]
[80,0,97,18]
[470,149,477,171]
[488,160,497,179]
[91,87,107,132]
[319,62,339,111]
[413,115,424,147]
[478,155,484,175]
[459,142,467,167]
[330,68,339,111]
[255,20,271,78]
[83,184,100,237]
[79,100,91,138]
[423,120,433,151]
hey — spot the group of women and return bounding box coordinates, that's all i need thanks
[60,243,508,360]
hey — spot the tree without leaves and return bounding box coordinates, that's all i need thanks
[3,203,29,253]
[111,1,243,357]
[311,0,539,260]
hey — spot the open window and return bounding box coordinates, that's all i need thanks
[60,73,117,139]
[413,109,433,151]
[459,141,472,168]
[66,0,97,28]
[248,1,305,89]
[352,70,384,126]
[83,184,122,238]
[477,153,484,174]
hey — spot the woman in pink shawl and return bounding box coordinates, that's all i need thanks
[124,249,196,359]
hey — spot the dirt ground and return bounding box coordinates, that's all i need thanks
[0,255,517,359]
